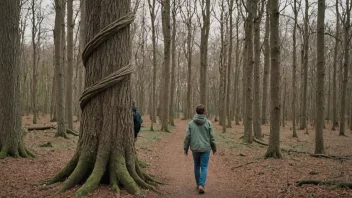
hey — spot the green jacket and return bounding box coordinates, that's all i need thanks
[184,114,216,153]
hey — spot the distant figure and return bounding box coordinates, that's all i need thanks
[183,104,217,194]
[133,102,143,140]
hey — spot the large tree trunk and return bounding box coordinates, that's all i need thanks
[261,0,270,125]
[160,0,171,132]
[54,0,67,138]
[243,0,254,144]
[292,0,298,137]
[339,0,350,136]
[264,0,282,159]
[0,0,34,159]
[199,0,210,109]
[300,0,309,130]
[65,0,74,129]
[253,0,262,139]
[315,0,325,154]
[45,1,159,196]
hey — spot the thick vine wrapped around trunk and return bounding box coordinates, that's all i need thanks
[44,1,161,196]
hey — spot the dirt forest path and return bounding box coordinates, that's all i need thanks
[140,119,243,198]
[1,115,351,198]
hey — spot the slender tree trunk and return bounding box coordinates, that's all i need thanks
[160,0,171,132]
[265,0,282,159]
[244,0,254,144]
[50,73,56,121]
[350,84,352,131]
[315,0,325,154]
[253,0,262,139]
[31,0,38,124]
[199,0,210,109]
[300,0,309,130]
[138,6,146,115]
[226,0,234,128]
[292,0,298,137]
[0,0,34,159]
[339,0,350,136]
[65,0,74,129]
[219,0,227,131]
[282,75,286,128]
[60,0,66,93]
[234,16,241,125]
[186,15,193,119]
[261,0,270,125]
[148,0,157,131]
[54,0,67,138]
[169,2,177,126]
[242,33,248,127]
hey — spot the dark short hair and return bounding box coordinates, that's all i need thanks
[196,104,205,114]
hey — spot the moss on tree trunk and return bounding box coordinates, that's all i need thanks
[44,0,161,196]
[0,0,35,160]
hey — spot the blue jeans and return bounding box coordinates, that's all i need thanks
[192,151,210,187]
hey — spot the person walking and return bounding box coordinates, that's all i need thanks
[184,104,216,194]
[132,102,143,140]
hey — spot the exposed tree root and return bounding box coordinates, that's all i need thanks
[0,141,35,159]
[44,148,162,196]
[297,180,352,189]
[253,138,268,146]
[264,148,283,159]
[138,159,149,168]
[66,128,79,136]
[55,131,69,139]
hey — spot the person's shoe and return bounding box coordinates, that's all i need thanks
[198,186,205,194]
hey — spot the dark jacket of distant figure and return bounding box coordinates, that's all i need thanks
[184,114,216,153]
[133,106,143,138]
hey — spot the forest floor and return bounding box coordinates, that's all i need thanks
[1,114,352,198]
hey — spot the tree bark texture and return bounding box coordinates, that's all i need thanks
[199,0,211,109]
[185,7,193,120]
[148,0,157,131]
[169,2,177,126]
[219,0,227,131]
[339,0,350,136]
[244,0,254,144]
[0,0,34,159]
[292,0,298,137]
[265,0,282,159]
[226,0,234,128]
[300,0,309,130]
[65,0,74,129]
[160,0,171,132]
[234,16,241,125]
[253,0,262,139]
[31,0,38,124]
[261,0,270,125]
[45,0,160,196]
[315,0,325,154]
[54,0,67,138]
